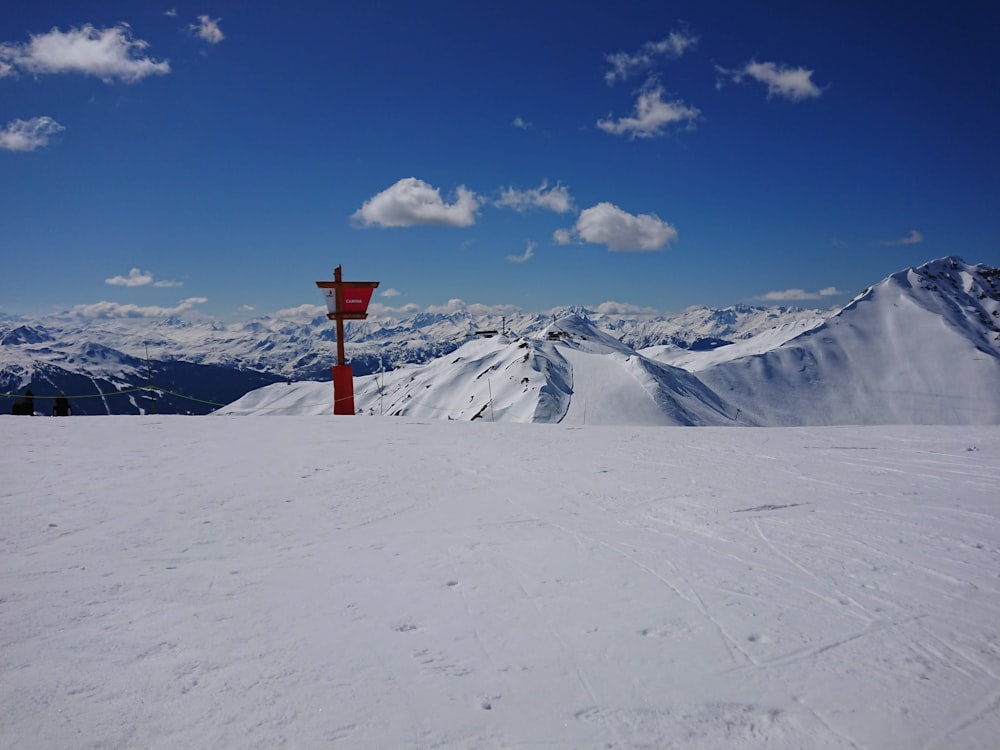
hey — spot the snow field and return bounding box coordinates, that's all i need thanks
[2,416,1000,748]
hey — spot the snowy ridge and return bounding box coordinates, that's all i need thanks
[597,302,825,350]
[3,298,819,417]
[221,316,736,425]
[6,257,1000,423]
[696,257,1000,425]
[222,257,1000,426]
[640,316,825,372]
[1,300,825,383]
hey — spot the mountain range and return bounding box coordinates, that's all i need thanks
[224,256,999,425]
[0,283,819,416]
[4,256,999,424]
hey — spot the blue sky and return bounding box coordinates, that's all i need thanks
[2,1,998,320]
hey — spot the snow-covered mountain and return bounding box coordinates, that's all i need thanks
[694,257,1000,425]
[5,256,999,422]
[222,315,735,425]
[222,257,1000,426]
[1,296,820,415]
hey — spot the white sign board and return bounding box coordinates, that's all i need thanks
[322,288,337,314]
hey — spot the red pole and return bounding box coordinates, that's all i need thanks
[332,364,355,415]
[334,265,346,367]
[316,265,378,415]
[332,266,354,413]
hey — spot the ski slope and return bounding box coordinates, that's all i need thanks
[559,348,662,425]
[3,416,999,748]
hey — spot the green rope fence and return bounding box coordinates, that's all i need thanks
[4,379,544,417]
[2,386,377,413]
[1,387,229,409]
[2,387,146,400]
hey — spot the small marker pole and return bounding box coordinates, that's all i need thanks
[315,265,380,415]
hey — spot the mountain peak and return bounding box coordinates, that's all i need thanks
[696,255,1000,426]
[536,314,634,355]
[0,324,53,346]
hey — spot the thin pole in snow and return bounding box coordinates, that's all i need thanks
[145,343,157,415]
[379,356,385,416]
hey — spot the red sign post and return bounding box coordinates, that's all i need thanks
[316,266,379,414]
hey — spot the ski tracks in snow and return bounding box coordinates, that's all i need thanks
[5,419,1000,749]
[520,426,1000,747]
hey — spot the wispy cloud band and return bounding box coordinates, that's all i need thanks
[105,268,182,288]
[604,28,698,85]
[716,60,823,101]
[597,82,699,138]
[757,286,842,301]
[495,182,574,213]
[878,229,924,246]
[71,297,206,318]
[507,241,536,264]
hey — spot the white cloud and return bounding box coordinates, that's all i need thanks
[507,242,535,264]
[379,288,401,298]
[105,268,153,287]
[878,229,924,246]
[558,202,678,252]
[70,297,207,318]
[240,304,255,312]
[104,268,182,287]
[164,9,178,18]
[757,286,843,301]
[191,15,224,44]
[597,82,699,138]
[352,177,480,228]
[512,116,533,130]
[496,182,574,213]
[0,116,64,151]
[424,299,521,316]
[271,303,326,320]
[594,301,660,315]
[0,24,170,83]
[604,28,698,85]
[717,60,822,101]
[757,289,816,301]
[0,61,13,77]
[552,228,573,245]
[368,302,421,317]
[424,298,468,314]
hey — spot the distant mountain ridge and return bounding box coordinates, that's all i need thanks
[5,256,999,423]
[1,294,822,415]
[220,256,1000,426]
